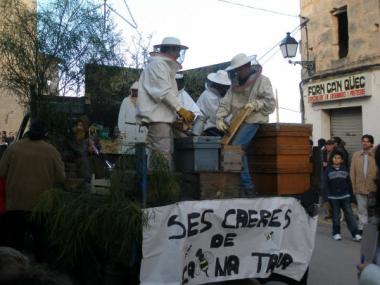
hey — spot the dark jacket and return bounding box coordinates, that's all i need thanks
[0,138,65,211]
[324,165,353,199]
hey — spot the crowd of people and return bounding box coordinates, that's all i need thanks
[0,131,15,159]
[0,35,379,284]
[317,135,380,284]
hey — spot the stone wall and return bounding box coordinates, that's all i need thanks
[0,92,25,134]
[0,0,35,133]
[300,0,380,74]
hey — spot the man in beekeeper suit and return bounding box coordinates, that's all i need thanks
[136,37,195,166]
[216,53,275,196]
[117,81,147,153]
[197,70,231,136]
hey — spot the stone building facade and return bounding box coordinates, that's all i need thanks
[300,0,380,154]
[0,0,36,135]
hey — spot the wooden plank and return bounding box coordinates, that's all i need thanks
[248,144,310,155]
[221,107,253,145]
[221,145,244,152]
[248,123,311,195]
[221,153,243,163]
[221,163,242,172]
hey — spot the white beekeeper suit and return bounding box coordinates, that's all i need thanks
[196,70,231,131]
[216,53,275,195]
[117,81,147,152]
[175,73,202,117]
[216,54,275,125]
[136,55,182,124]
[136,37,194,165]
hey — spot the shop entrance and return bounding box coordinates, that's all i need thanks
[330,107,362,157]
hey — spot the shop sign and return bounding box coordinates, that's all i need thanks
[306,73,370,103]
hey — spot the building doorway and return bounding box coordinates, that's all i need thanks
[330,107,362,158]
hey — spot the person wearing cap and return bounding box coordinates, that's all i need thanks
[117,81,148,146]
[0,119,65,260]
[216,53,275,195]
[136,37,195,165]
[197,70,231,136]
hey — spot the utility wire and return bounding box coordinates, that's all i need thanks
[260,28,301,65]
[260,48,280,66]
[218,0,299,18]
[258,25,301,62]
[279,107,300,113]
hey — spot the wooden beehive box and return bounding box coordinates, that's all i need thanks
[220,145,243,172]
[249,123,312,196]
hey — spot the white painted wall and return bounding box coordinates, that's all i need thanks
[304,69,380,145]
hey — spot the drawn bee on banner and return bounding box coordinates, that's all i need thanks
[265,231,274,240]
[195,248,214,277]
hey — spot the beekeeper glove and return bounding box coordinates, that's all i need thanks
[177,108,195,124]
[216,118,228,132]
[244,101,259,111]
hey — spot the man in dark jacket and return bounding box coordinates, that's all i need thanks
[0,119,65,261]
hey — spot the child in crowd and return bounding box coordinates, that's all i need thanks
[324,150,362,241]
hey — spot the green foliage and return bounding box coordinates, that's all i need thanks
[32,151,181,266]
[85,64,140,131]
[113,150,181,206]
[33,187,146,266]
[149,152,181,205]
[0,0,123,105]
[184,62,230,101]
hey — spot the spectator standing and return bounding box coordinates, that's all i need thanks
[357,144,380,285]
[318,138,326,150]
[6,132,15,145]
[322,139,336,219]
[324,150,361,241]
[333,136,350,168]
[350,134,378,234]
[1,131,6,141]
[0,119,65,262]
[64,115,96,185]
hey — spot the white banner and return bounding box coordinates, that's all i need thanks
[141,198,318,285]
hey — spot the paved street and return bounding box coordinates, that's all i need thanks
[261,220,361,285]
[308,221,360,285]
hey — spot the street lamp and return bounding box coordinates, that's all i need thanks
[279,32,315,74]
